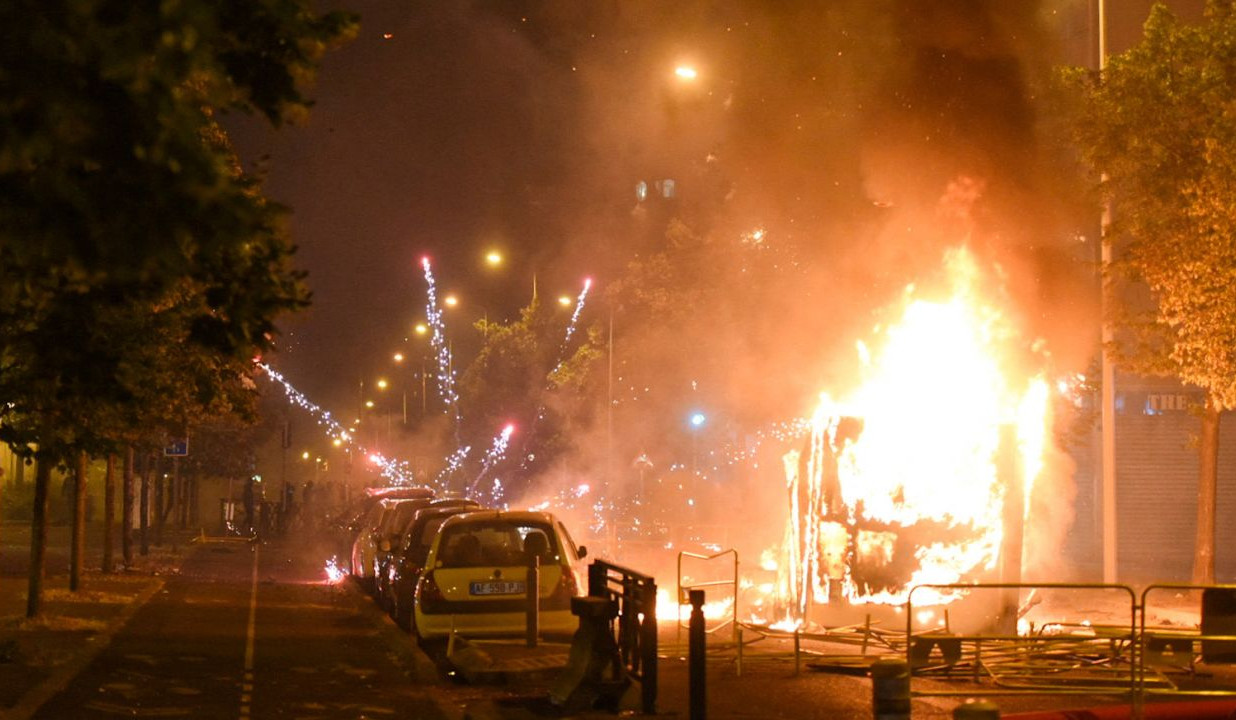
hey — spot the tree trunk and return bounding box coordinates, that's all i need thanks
[27,457,52,618]
[140,454,150,557]
[70,451,87,592]
[1193,399,1220,584]
[103,454,116,574]
[122,447,134,566]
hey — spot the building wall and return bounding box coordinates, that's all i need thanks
[1067,373,1236,583]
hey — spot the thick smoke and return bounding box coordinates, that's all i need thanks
[498,0,1094,581]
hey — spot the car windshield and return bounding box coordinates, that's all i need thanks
[436,520,558,568]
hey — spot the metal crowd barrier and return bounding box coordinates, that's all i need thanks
[677,549,739,649]
[906,582,1141,700]
[1139,583,1236,704]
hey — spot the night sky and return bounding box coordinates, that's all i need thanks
[231,0,1205,420]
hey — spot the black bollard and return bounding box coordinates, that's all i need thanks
[871,658,911,720]
[689,589,706,720]
[526,555,540,648]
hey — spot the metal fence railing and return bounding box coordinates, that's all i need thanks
[905,582,1141,700]
[588,559,658,715]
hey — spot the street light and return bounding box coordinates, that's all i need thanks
[443,294,458,308]
[392,352,404,363]
[376,378,388,390]
[557,295,572,307]
[485,250,503,267]
[687,411,706,479]
[675,65,698,81]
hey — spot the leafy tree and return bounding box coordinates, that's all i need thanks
[0,1,356,615]
[1062,1,1236,583]
[457,298,603,497]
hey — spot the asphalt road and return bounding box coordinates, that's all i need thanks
[29,538,450,719]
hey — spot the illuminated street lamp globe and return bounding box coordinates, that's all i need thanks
[444,295,458,308]
[376,378,389,390]
[414,323,428,336]
[689,412,707,428]
[485,250,503,267]
[675,65,698,81]
[393,352,404,363]
[557,295,571,307]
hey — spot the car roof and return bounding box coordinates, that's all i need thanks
[366,485,435,500]
[439,509,559,528]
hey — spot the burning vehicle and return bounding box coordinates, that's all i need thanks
[763,247,1064,632]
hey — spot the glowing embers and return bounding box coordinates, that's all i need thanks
[781,247,1052,615]
[324,556,346,584]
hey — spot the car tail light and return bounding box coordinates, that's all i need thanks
[418,570,444,605]
[551,566,579,600]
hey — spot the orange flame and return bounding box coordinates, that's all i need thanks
[781,247,1051,614]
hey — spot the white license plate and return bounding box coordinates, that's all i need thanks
[470,580,526,596]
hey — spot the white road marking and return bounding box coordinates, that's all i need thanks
[240,545,259,719]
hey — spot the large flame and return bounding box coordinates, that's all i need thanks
[780,247,1051,617]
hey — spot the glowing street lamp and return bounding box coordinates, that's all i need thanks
[557,295,572,307]
[414,323,428,336]
[485,250,503,267]
[393,352,404,363]
[675,65,698,81]
[364,400,374,409]
[376,378,389,390]
[443,294,458,308]
[688,411,707,478]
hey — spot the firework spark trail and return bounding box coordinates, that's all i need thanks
[559,277,591,353]
[420,258,461,434]
[516,278,593,475]
[435,445,472,486]
[258,363,421,487]
[469,423,515,496]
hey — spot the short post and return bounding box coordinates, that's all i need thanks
[689,589,706,720]
[588,561,607,598]
[871,658,911,720]
[794,628,801,675]
[526,555,540,648]
[953,699,1000,719]
[641,580,658,715]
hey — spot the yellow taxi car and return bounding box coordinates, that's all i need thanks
[413,510,586,640]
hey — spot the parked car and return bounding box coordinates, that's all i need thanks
[351,497,433,590]
[375,498,481,613]
[333,486,434,571]
[388,502,483,630]
[412,510,587,641]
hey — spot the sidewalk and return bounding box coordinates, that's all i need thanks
[0,522,196,715]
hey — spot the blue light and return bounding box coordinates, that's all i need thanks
[689,412,707,428]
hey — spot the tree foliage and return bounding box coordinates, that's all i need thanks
[0,1,356,462]
[1061,1,1236,582]
[457,298,604,490]
[1062,1,1236,406]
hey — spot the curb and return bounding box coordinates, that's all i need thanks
[2,576,167,720]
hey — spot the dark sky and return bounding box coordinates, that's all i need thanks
[231,0,1205,418]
